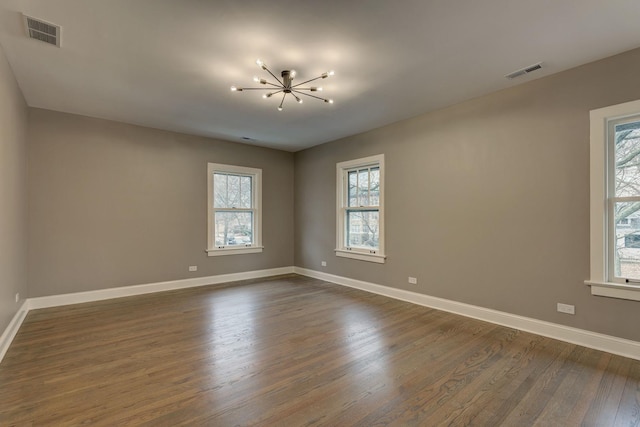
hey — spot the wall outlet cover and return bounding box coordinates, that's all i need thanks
[557,303,575,315]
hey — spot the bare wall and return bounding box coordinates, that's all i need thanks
[28,109,294,297]
[0,43,28,331]
[294,47,640,342]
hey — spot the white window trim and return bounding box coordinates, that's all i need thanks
[207,163,263,257]
[335,154,386,264]
[586,99,640,301]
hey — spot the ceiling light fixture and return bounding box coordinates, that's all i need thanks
[231,59,334,111]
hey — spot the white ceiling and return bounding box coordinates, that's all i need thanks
[1,0,639,152]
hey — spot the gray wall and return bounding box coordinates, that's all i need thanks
[0,44,28,332]
[28,109,294,297]
[294,47,640,342]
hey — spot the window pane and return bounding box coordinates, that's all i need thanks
[213,173,228,208]
[370,167,380,206]
[240,176,252,208]
[214,211,253,246]
[348,171,358,207]
[358,169,369,206]
[614,120,640,197]
[614,201,640,280]
[346,210,379,249]
[227,175,241,207]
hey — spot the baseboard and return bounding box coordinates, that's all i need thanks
[28,266,295,310]
[0,300,29,363]
[294,267,640,361]
[0,266,294,365]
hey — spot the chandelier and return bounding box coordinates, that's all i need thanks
[231,59,334,111]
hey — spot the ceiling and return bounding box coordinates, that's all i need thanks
[1,1,639,152]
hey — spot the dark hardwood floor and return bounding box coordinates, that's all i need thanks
[0,274,638,426]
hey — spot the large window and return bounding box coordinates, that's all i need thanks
[336,154,385,263]
[609,116,640,282]
[207,163,262,256]
[587,100,640,301]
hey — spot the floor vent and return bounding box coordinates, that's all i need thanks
[23,14,60,47]
[505,62,542,79]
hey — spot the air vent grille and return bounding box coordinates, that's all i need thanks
[524,64,542,73]
[23,14,60,47]
[505,62,543,79]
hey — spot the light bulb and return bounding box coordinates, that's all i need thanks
[262,94,268,99]
[277,106,283,111]
[328,70,335,76]
[230,86,237,91]
[256,59,263,67]
[325,99,334,104]
[253,76,259,82]
[297,98,303,104]
[310,87,322,92]
[291,70,297,78]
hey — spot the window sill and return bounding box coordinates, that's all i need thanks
[335,249,386,264]
[585,280,640,302]
[207,246,263,257]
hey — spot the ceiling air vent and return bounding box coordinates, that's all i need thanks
[23,14,60,47]
[505,62,542,79]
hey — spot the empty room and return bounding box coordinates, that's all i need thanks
[1,1,639,425]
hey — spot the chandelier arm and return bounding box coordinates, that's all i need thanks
[278,93,287,110]
[235,87,279,90]
[292,75,323,88]
[262,65,284,86]
[265,89,284,98]
[292,90,330,102]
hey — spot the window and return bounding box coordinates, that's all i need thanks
[336,154,385,263]
[587,99,640,301]
[207,163,262,256]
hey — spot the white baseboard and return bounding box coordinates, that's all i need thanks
[294,267,640,361]
[0,300,29,363]
[28,266,294,309]
[0,266,294,364]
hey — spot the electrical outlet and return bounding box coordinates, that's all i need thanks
[408,277,417,285]
[15,293,19,303]
[557,303,575,315]
[321,261,327,267]
[188,266,198,272]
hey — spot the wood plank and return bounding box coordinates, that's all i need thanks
[613,358,640,426]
